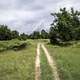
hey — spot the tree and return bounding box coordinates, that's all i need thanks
[41,29,49,39]
[0,25,20,40]
[0,25,12,40]
[11,30,19,39]
[30,31,41,39]
[19,33,28,40]
[50,8,80,44]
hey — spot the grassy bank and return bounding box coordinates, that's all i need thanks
[0,40,37,80]
[46,42,80,80]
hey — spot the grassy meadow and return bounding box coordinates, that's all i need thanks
[0,39,37,80]
[0,39,80,80]
[46,41,80,80]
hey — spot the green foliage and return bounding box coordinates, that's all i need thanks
[11,30,19,39]
[50,8,80,44]
[49,27,60,44]
[0,39,27,52]
[0,25,19,40]
[0,25,12,40]
[30,31,41,39]
[41,29,49,39]
[0,25,29,41]
[10,42,27,51]
[0,25,49,40]
[29,30,49,39]
[19,33,28,40]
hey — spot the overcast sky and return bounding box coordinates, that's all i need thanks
[0,0,80,34]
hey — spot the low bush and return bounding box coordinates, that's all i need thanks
[11,42,27,50]
[0,40,27,52]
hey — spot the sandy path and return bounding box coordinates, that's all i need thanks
[35,43,41,80]
[41,44,60,80]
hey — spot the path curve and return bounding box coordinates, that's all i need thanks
[35,43,41,80]
[41,44,60,80]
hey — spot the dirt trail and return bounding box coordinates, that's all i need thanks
[41,44,60,80]
[35,43,41,80]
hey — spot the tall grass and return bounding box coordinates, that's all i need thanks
[0,40,37,80]
[46,41,80,80]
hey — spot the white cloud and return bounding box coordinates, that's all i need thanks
[0,0,80,34]
[56,0,80,11]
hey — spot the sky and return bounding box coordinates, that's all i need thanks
[0,0,80,34]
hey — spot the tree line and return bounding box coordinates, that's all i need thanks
[0,25,49,40]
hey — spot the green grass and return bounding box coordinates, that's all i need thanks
[0,39,37,80]
[0,39,28,51]
[40,47,54,80]
[46,42,80,80]
[1,39,80,80]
